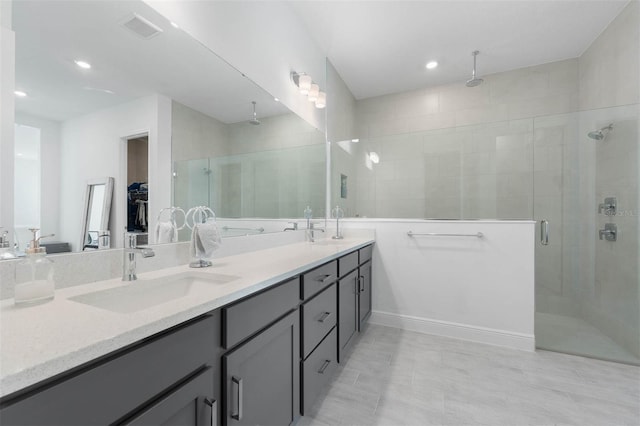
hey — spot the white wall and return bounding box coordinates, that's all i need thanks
[59,95,171,250]
[14,112,61,240]
[579,1,639,111]
[341,220,536,351]
[0,12,15,245]
[144,0,326,132]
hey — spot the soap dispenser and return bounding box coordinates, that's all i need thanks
[14,228,55,306]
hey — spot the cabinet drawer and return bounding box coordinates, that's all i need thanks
[338,251,358,277]
[301,261,337,300]
[223,277,299,349]
[0,314,217,425]
[359,245,373,264]
[301,327,337,415]
[301,283,337,359]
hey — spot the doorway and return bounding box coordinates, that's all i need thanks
[126,135,149,245]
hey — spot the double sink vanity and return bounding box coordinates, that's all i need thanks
[0,236,374,425]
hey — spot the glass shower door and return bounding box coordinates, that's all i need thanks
[534,104,639,365]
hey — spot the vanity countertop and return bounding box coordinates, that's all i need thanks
[0,237,374,398]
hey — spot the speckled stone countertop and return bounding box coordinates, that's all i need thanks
[0,237,374,398]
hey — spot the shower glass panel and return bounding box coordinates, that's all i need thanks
[533,104,639,365]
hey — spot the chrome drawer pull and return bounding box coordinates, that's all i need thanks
[318,360,331,374]
[204,398,217,426]
[315,273,336,284]
[231,376,243,421]
[317,312,332,323]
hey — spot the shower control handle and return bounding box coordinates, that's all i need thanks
[540,220,549,246]
[599,223,617,242]
[598,197,617,216]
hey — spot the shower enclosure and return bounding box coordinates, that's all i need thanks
[334,103,639,364]
[534,103,639,365]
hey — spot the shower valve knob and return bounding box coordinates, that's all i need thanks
[598,197,617,215]
[598,223,617,242]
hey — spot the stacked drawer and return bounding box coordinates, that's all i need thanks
[300,260,338,414]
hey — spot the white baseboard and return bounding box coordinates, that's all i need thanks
[369,311,535,352]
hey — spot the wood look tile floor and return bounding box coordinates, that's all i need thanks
[299,325,640,426]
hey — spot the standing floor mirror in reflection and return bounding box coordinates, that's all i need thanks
[80,177,114,251]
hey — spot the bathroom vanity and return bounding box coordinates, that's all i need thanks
[0,239,374,425]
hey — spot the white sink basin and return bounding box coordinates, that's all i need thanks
[69,272,240,314]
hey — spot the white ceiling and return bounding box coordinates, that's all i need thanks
[13,0,289,123]
[288,0,630,99]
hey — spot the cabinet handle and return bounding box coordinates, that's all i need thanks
[204,398,217,426]
[318,360,331,374]
[359,276,365,293]
[231,376,243,421]
[315,273,336,284]
[317,311,332,323]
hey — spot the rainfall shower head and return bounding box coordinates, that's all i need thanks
[588,123,613,140]
[466,50,484,87]
[249,101,261,125]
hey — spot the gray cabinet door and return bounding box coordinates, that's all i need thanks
[223,310,300,426]
[338,270,358,363]
[124,367,216,426]
[359,260,372,330]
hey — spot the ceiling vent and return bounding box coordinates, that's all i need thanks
[121,13,163,39]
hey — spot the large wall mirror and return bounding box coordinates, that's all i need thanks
[7,0,326,254]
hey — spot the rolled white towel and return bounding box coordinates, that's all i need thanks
[195,218,222,259]
[155,221,177,244]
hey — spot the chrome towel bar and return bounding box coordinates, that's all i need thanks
[222,226,265,233]
[407,231,484,238]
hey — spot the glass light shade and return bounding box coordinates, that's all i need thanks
[308,84,320,102]
[315,91,326,108]
[298,74,312,95]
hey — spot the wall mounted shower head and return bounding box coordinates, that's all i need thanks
[466,50,484,87]
[588,123,613,140]
[249,101,261,125]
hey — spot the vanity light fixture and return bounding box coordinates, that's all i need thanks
[291,71,327,109]
[74,60,92,69]
[308,84,320,102]
[315,92,326,109]
[14,90,27,97]
[426,61,438,69]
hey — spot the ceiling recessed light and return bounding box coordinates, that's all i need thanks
[74,60,92,69]
[170,21,179,28]
[351,138,359,143]
[14,90,27,97]
[426,61,438,70]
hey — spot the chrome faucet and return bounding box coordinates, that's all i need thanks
[307,222,325,243]
[122,233,155,281]
[284,222,298,231]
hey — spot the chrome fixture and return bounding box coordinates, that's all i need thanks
[122,233,155,281]
[249,101,260,125]
[540,220,549,245]
[407,231,484,238]
[465,50,484,87]
[588,123,613,141]
[221,226,265,233]
[304,206,313,230]
[290,71,326,109]
[598,197,617,216]
[331,205,344,240]
[307,222,325,243]
[599,223,617,242]
[283,222,298,231]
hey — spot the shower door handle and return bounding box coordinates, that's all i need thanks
[540,220,549,245]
